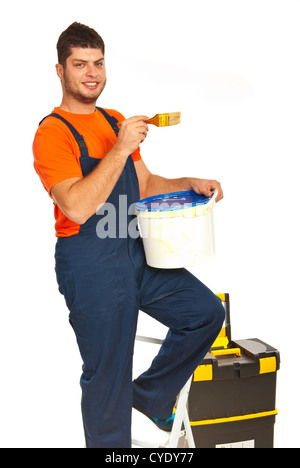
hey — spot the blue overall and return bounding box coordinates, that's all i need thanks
[44,108,225,448]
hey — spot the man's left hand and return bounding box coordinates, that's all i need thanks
[190,179,224,203]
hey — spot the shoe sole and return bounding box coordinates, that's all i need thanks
[132,405,172,432]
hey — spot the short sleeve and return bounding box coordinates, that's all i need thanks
[33,119,83,195]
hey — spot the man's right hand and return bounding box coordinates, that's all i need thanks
[114,116,149,157]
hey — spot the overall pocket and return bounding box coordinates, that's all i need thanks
[71,250,126,318]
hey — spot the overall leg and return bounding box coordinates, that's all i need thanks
[70,303,138,448]
[57,252,138,448]
[133,266,225,419]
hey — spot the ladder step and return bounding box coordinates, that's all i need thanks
[131,408,171,447]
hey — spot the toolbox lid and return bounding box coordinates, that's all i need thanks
[212,293,231,349]
[194,294,280,382]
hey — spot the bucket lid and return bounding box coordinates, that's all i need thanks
[136,190,213,213]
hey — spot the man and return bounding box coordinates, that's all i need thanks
[33,22,225,448]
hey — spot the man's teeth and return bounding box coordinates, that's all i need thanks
[85,82,97,86]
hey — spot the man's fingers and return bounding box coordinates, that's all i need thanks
[119,116,149,126]
[193,180,224,203]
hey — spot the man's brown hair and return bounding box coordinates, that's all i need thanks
[57,22,105,68]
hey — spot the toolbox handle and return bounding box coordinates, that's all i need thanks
[211,348,242,357]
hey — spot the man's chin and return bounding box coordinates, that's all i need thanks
[77,88,102,102]
[80,82,106,103]
[65,86,104,105]
[80,95,100,104]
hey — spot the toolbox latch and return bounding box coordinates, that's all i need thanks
[194,364,213,382]
[259,357,277,374]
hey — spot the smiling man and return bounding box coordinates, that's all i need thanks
[33,22,225,448]
[56,48,107,108]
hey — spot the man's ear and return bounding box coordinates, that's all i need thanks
[55,64,64,81]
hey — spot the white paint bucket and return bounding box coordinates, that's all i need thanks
[136,190,217,269]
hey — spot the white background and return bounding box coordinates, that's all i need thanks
[1,0,299,448]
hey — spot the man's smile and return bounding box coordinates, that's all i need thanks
[83,82,100,89]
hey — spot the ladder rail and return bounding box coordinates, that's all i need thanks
[133,336,195,448]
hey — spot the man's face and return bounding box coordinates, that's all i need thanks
[57,47,107,104]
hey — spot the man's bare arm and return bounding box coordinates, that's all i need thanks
[135,159,224,202]
[51,116,149,224]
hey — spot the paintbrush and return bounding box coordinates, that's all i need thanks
[146,112,181,127]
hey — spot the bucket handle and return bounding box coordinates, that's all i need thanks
[205,190,218,209]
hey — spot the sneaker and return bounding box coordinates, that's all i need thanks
[133,405,178,432]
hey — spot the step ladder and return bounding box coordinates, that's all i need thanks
[132,335,195,448]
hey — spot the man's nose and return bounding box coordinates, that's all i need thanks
[86,65,98,77]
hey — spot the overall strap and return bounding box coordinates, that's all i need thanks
[39,108,120,157]
[39,113,90,158]
[96,107,120,136]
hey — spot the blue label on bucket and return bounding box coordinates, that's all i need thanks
[136,190,213,212]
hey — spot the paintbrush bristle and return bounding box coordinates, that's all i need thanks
[165,112,181,126]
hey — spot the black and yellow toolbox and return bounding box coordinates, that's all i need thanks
[188,293,280,448]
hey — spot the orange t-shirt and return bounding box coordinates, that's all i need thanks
[33,107,142,237]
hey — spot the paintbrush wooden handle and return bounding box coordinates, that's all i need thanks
[146,115,159,126]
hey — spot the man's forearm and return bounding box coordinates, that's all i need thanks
[142,174,223,202]
[62,146,128,224]
[142,174,193,198]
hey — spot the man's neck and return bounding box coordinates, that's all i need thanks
[58,96,97,114]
